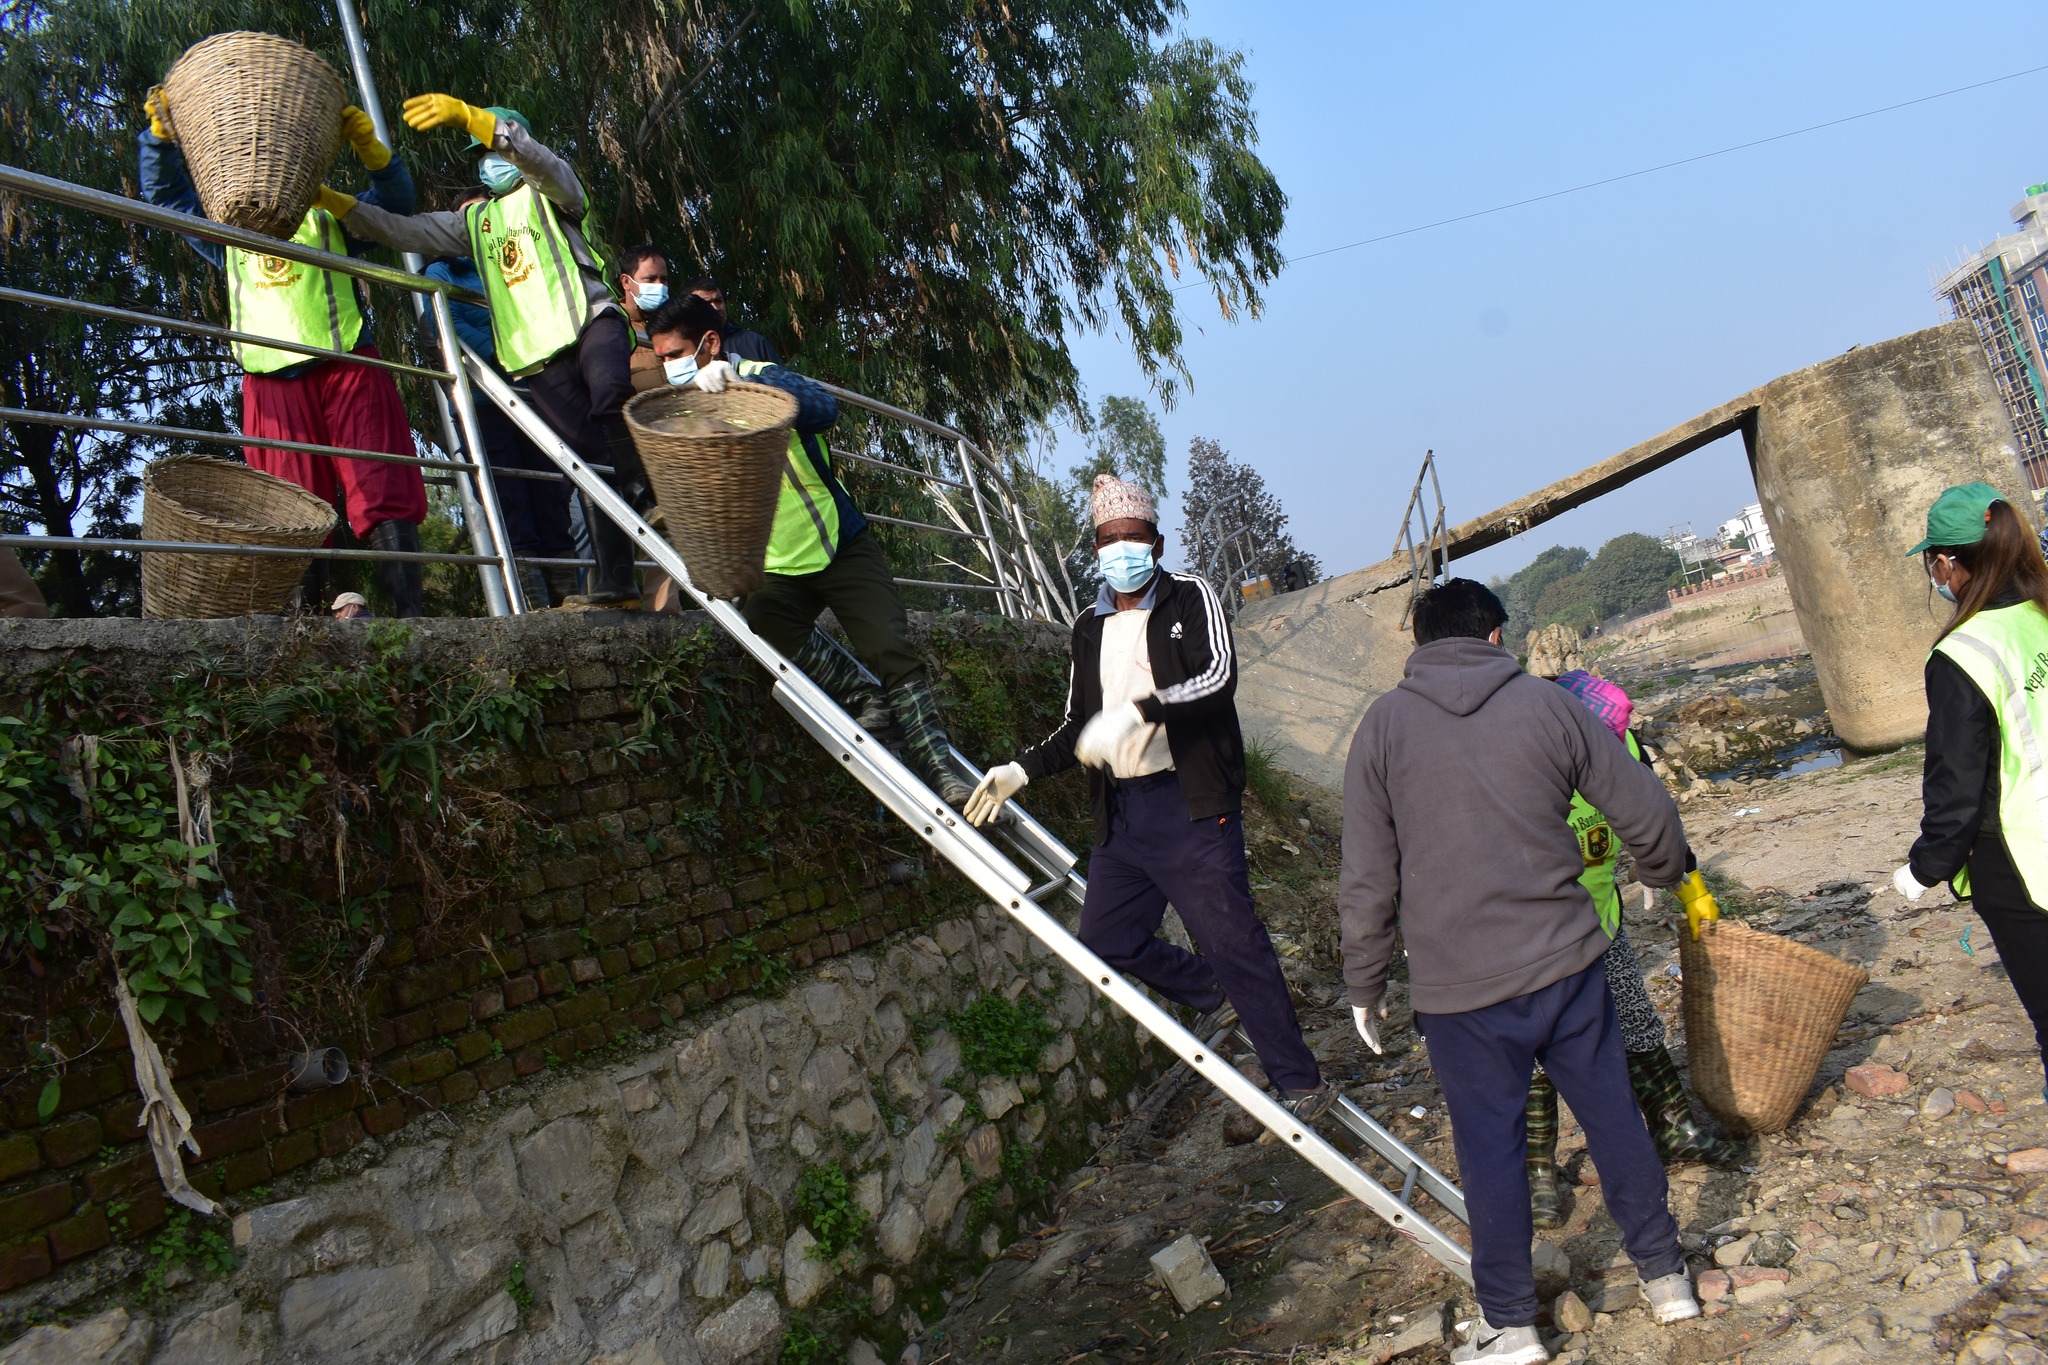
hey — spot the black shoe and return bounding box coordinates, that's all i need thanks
[1277,1083,1339,1124]
[368,520,424,618]
[1192,1001,1240,1045]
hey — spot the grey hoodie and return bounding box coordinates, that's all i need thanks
[1340,637,1689,1015]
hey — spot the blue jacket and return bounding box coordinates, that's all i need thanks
[743,362,865,545]
[138,130,416,378]
[420,257,497,362]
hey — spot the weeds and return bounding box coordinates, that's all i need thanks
[1242,732,1295,814]
[139,1209,236,1300]
[794,1162,870,1261]
[947,992,1058,1078]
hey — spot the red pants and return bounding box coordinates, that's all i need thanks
[241,345,427,539]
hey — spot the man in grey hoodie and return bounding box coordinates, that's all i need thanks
[1341,580,1699,1364]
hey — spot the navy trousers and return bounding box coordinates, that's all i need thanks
[1079,772,1321,1092]
[1418,958,1683,1327]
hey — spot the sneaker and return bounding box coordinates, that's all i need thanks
[1450,1323,1548,1364]
[1642,1270,1701,1324]
[559,589,641,611]
[1277,1082,1340,1124]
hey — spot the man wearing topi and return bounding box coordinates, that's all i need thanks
[325,95,645,610]
[139,96,430,616]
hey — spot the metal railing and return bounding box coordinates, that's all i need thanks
[0,95,1074,623]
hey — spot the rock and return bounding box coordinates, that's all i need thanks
[693,1241,733,1299]
[740,1247,770,1283]
[1713,1233,1758,1268]
[1531,1240,1572,1300]
[1750,1230,1798,1268]
[2007,1148,2048,1174]
[870,1273,897,1316]
[1696,1270,1732,1302]
[1733,1278,1789,1306]
[0,1309,153,1365]
[695,1289,785,1365]
[979,1223,1003,1259]
[847,1342,885,1365]
[1524,624,1586,680]
[1149,1234,1227,1312]
[1916,1208,1967,1254]
[154,1303,244,1365]
[977,1076,1024,1121]
[964,1124,1003,1180]
[877,1199,924,1264]
[1552,1291,1593,1333]
[1725,1266,1790,1289]
[1376,1308,1445,1361]
[784,1229,830,1308]
[682,1185,747,1241]
[1039,1033,1077,1072]
[432,1293,519,1357]
[2017,1216,2048,1245]
[1586,1280,1640,1314]
[1922,1087,1957,1119]
[1957,1089,1991,1114]
[277,1265,429,1355]
[923,1159,967,1231]
[899,1118,938,1187]
[1845,1063,1910,1098]
[517,1115,623,1226]
[830,1093,879,1136]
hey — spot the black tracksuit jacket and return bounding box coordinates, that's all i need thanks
[1018,570,1245,845]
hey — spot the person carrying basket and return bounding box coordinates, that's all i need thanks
[139,98,430,616]
[322,96,645,610]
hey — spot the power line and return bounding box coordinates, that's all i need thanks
[1180,61,2048,290]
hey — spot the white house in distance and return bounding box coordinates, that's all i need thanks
[1719,503,1775,559]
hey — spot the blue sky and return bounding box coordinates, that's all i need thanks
[1049,1,2048,584]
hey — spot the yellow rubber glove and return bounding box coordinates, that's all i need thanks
[144,86,174,141]
[1673,870,1721,940]
[401,93,496,148]
[338,106,392,171]
[314,186,358,219]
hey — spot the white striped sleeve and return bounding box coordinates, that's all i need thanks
[1152,572,1235,707]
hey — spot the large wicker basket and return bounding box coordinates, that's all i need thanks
[624,383,798,599]
[159,32,346,238]
[1679,918,1868,1135]
[141,455,337,619]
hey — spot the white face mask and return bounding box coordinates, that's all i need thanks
[662,336,712,387]
[633,279,669,311]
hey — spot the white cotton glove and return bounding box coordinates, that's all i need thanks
[1893,863,1930,902]
[692,359,737,393]
[1073,702,1145,769]
[964,762,1028,827]
[1642,884,1657,913]
[1353,1002,1386,1056]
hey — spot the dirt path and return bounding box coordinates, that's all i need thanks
[922,662,2048,1365]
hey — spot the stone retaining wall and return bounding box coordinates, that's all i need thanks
[0,902,1157,1363]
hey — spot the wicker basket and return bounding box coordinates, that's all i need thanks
[1679,917,1869,1135]
[159,32,347,238]
[623,382,798,599]
[140,455,337,619]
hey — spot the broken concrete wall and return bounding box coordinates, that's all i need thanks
[1750,324,2034,749]
[1236,322,2034,787]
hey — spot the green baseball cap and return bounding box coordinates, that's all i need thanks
[1907,481,2004,556]
[466,106,530,152]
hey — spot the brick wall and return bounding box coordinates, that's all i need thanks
[0,611,1082,1294]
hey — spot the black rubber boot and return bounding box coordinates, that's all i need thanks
[292,559,329,614]
[887,675,974,807]
[793,632,893,734]
[1527,1071,1562,1229]
[1627,1045,1744,1166]
[368,520,424,618]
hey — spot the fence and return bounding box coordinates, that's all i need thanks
[0,147,1072,624]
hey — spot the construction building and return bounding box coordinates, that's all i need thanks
[1936,183,2048,488]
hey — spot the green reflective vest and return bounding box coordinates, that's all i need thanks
[1568,729,1642,937]
[1933,603,2048,908]
[464,184,589,377]
[225,209,362,375]
[734,358,844,577]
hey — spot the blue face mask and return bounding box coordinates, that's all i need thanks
[478,154,523,193]
[1933,576,1956,604]
[1098,540,1157,594]
[633,280,669,311]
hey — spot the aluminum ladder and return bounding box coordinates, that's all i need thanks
[457,355,1475,1283]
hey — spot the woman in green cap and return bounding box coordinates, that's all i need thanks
[1895,481,2048,1092]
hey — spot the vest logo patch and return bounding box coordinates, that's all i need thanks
[254,255,302,289]
[496,231,537,288]
[2027,651,2048,694]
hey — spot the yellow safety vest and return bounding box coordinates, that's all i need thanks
[735,358,845,577]
[225,210,362,375]
[464,184,589,376]
[1933,602,2048,907]
[1568,729,1641,937]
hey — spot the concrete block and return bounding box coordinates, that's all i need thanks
[1149,1234,1225,1312]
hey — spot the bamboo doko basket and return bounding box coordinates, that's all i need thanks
[624,383,798,599]
[159,32,346,238]
[1679,917,1869,1135]
[141,455,337,619]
